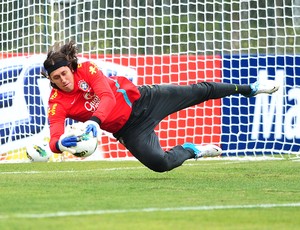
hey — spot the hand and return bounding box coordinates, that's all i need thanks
[84,120,98,137]
[57,134,78,154]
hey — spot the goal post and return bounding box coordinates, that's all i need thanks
[0,0,299,162]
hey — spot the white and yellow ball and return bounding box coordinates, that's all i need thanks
[66,122,98,158]
[26,141,52,162]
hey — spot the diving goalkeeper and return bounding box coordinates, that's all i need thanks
[42,41,279,172]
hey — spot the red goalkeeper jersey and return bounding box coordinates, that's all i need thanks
[47,61,141,152]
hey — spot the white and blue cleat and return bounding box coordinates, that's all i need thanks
[182,142,222,159]
[245,80,279,97]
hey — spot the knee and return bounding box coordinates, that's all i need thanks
[150,166,169,173]
[146,161,170,173]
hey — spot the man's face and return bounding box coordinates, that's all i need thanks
[49,66,75,92]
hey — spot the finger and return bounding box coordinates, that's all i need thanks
[68,136,78,142]
[92,130,97,137]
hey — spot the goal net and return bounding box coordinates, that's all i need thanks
[0,0,299,162]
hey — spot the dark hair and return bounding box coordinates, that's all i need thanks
[41,41,78,89]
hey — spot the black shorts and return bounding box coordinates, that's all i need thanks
[113,82,237,172]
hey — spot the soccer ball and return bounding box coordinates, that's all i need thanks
[26,141,52,162]
[70,132,98,158]
[66,123,98,158]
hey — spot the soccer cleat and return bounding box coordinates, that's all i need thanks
[182,142,222,158]
[245,80,279,97]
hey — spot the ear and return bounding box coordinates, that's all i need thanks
[67,63,74,73]
[49,76,54,83]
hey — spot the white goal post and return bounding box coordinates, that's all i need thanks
[0,0,299,162]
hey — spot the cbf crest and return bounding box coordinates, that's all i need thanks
[78,80,90,91]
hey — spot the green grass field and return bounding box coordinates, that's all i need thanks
[0,159,300,230]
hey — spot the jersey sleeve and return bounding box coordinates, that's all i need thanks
[48,101,67,153]
[82,62,116,123]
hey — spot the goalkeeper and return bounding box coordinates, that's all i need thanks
[42,41,279,172]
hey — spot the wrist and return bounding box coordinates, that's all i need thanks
[55,141,61,152]
[89,116,101,125]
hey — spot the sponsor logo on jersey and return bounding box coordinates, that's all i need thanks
[84,95,100,112]
[83,91,96,100]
